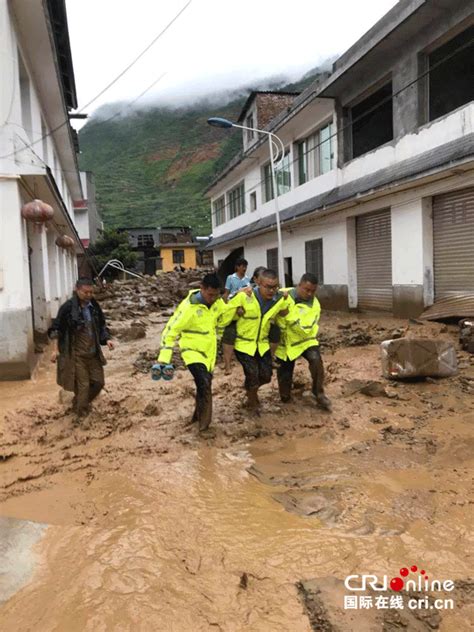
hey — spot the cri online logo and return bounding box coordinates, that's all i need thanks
[344,564,455,593]
[390,565,427,591]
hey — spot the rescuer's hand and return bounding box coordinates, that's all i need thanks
[107,340,115,351]
[239,286,253,296]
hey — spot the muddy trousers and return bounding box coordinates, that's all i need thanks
[74,355,105,415]
[234,350,272,408]
[277,346,325,402]
[188,363,213,430]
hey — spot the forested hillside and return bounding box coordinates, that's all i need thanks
[78,69,324,234]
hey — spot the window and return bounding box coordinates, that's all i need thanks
[250,191,257,212]
[428,25,474,122]
[137,234,154,247]
[246,113,255,142]
[297,122,334,185]
[172,249,185,264]
[262,151,291,202]
[227,182,245,219]
[213,195,226,226]
[305,238,324,283]
[351,82,393,159]
[267,247,278,272]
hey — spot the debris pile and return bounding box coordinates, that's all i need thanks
[96,269,213,321]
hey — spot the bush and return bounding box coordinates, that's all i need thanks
[89,229,138,278]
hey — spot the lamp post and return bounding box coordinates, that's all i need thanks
[207,117,286,287]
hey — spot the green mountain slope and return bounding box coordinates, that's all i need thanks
[78,70,326,234]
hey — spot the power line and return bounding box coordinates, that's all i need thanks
[0,0,192,160]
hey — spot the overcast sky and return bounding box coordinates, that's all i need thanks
[66,0,398,121]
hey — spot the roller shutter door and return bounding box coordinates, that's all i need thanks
[433,187,474,299]
[356,209,393,311]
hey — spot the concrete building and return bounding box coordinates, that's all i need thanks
[74,171,103,249]
[206,0,474,317]
[119,225,200,274]
[0,0,87,378]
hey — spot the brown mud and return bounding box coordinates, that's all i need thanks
[0,299,473,631]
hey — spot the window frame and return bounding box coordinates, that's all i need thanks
[250,191,257,212]
[349,80,393,160]
[227,181,246,219]
[137,234,154,247]
[296,121,334,186]
[172,249,185,264]
[213,195,226,226]
[266,247,278,272]
[245,113,255,142]
[305,238,324,283]
[262,149,291,202]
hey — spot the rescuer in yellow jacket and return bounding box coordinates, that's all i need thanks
[276,272,331,410]
[155,273,234,431]
[228,268,289,412]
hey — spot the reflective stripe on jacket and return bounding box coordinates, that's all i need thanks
[276,289,321,361]
[158,290,234,371]
[230,290,289,356]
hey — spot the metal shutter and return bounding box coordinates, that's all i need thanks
[356,209,393,311]
[433,187,474,299]
[305,238,324,283]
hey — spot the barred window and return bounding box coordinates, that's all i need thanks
[305,238,324,283]
[228,182,245,219]
[266,247,278,272]
[213,196,226,226]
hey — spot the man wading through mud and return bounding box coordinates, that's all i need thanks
[49,278,114,420]
[276,273,331,410]
[229,268,289,414]
[154,273,235,432]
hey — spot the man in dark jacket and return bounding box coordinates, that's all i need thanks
[49,277,114,418]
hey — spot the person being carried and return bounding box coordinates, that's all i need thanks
[154,273,234,432]
[49,277,114,419]
[221,257,251,375]
[229,268,289,413]
[275,273,331,410]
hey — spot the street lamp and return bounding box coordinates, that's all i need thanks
[207,116,286,287]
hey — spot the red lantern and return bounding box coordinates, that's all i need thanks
[55,234,75,249]
[21,199,54,223]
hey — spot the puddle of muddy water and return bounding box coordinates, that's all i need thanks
[0,436,472,631]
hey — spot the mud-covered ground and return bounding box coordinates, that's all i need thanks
[0,300,473,631]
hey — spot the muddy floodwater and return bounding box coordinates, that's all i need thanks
[0,311,473,631]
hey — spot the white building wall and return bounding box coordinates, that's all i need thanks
[211,103,474,241]
[0,1,82,377]
[74,209,90,240]
[215,216,350,287]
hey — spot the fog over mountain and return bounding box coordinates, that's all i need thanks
[90,58,336,121]
[78,64,331,234]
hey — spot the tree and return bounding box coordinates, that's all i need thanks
[89,229,138,278]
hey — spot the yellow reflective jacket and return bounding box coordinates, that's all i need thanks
[276,288,321,361]
[158,290,234,371]
[229,289,289,356]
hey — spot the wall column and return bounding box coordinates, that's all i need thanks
[391,197,433,317]
[0,179,34,378]
[47,229,61,318]
[27,222,51,335]
[346,216,358,308]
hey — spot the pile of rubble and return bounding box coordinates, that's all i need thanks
[96,269,213,322]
